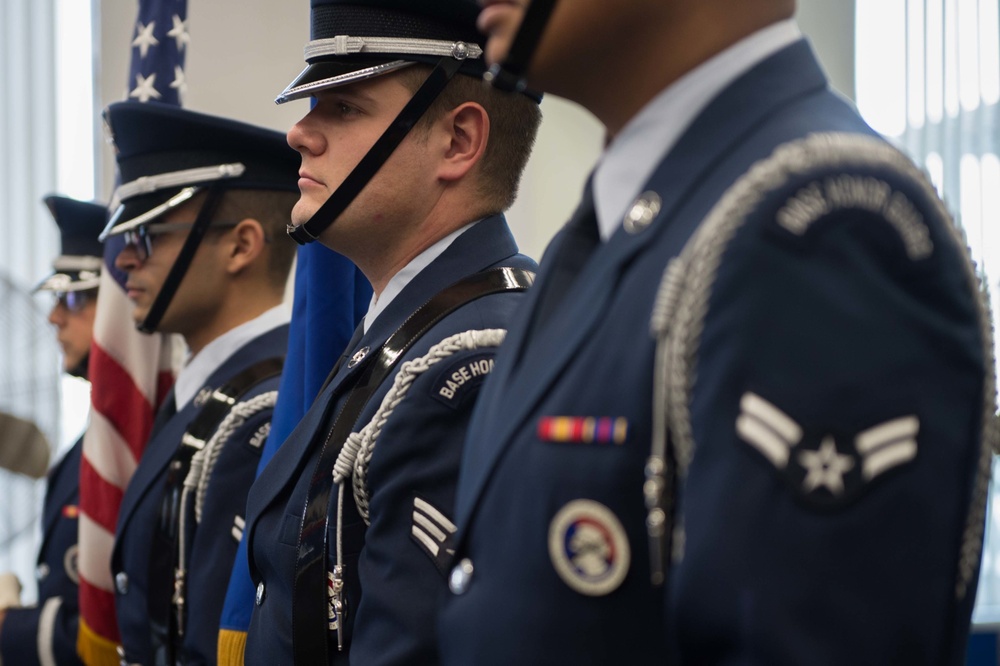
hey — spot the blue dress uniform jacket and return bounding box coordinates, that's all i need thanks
[244,216,536,665]
[111,325,288,666]
[1,439,84,666]
[438,41,992,665]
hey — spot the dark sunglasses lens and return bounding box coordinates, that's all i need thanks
[124,228,152,261]
[56,291,90,312]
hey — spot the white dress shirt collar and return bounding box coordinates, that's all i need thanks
[174,303,291,411]
[363,219,480,333]
[593,19,802,241]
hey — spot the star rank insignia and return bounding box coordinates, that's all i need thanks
[736,391,919,507]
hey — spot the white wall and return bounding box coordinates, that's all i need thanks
[96,0,855,261]
[96,0,310,200]
[796,0,856,101]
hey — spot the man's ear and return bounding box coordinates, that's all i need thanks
[436,101,490,182]
[224,218,267,274]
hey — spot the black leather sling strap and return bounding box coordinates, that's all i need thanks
[292,266,534,664]
[148,356,284,664]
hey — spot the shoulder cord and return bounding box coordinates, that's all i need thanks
[334,328,507,525]
[190,390,278,523]
[330,328,507,593]
[647,132,999,599]
[174,389,278,639]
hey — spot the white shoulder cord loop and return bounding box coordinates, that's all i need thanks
[177,390,279,612]
[333,328,507,526]
[647,132,998,598]
[191,390,278,523]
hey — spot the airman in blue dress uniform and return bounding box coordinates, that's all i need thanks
[238,1,541,663]
[100,102,300,666]
[0,196,106,666]
[438,1,997,664]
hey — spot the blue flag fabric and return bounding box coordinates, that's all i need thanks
[218,243,370,640]
[126,0,188,105]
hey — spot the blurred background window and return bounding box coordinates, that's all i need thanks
[856,0,1000,625]
[0,0,95,604]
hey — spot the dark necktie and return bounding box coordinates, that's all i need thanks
[528,183,600,338]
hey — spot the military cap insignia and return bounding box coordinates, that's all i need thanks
[411,497,457,575]
[736,391,919,506]
[548,500,630,596]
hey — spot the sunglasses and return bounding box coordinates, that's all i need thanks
[53,289,97,313]
[122,221,239,263]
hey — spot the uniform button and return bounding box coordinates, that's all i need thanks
[448,558,474,595]
[36,563,50,581]
[256,581,265,606]
[115,571,129,595]
[623,191,662,234]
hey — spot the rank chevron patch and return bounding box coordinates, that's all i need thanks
[411,497,457,574]
[855,415,919,480]
[735,391,919,506]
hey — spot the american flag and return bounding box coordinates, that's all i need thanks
[125,0,189,105]
[77,2,187,663]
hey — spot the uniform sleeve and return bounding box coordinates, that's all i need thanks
[346,340,502,665]
[666,150,990,665]
[2,598,83,666]
[179,405,272,666]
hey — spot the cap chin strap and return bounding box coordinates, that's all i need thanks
[483,0,560,93]
[137,188,226,334]
[287,55,464,245]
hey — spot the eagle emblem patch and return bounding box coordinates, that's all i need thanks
[548,500,630,596]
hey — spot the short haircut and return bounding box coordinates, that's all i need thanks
[213,188,299,286]
[397,66,542,214]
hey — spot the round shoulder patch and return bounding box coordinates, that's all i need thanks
[64,544,80,585]
[548,499,630,596]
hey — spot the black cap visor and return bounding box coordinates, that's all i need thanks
[101,187,202,240]
[276,58,415,104]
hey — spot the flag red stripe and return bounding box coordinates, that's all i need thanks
[79,457,125,533]
[89,343,155,459]
[78,579,121,642]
